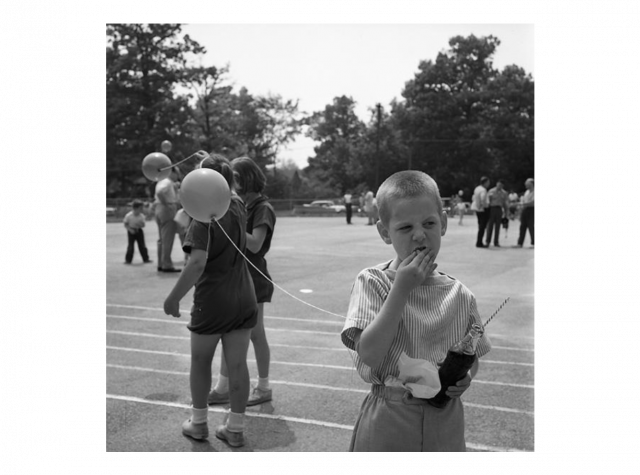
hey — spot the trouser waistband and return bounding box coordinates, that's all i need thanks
[370,385,433,405]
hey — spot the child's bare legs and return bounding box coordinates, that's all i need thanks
[190,333,222,409]
[216,303,270,390]
[220,328,252,415]
[250,304,270,380]
[182,332,221,439]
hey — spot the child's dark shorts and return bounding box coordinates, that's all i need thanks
[188,304,257,335]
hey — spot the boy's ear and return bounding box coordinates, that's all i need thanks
[440,211,448,236]
[377,220,392,244]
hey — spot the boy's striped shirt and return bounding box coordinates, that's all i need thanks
[341,261,492,385]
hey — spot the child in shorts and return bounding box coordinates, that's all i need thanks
[341,170,492,451]
[209,156,276,407]
[163,154,258,447]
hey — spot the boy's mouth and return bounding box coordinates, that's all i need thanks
[413,246,427,253]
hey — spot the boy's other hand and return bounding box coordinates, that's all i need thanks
[445,372,472,399]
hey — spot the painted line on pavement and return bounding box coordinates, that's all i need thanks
[106,363,535,415]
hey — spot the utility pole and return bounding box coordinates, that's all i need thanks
[375,103,382,189]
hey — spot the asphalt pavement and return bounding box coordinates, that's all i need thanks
[106,212,534,452]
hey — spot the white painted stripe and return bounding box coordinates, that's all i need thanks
[466,442,530,452]
[106,394,353,430]
[107,330,345,351]
[106,393,534,446]
[486,333,534,341]
[109,364,189,377]
[108,364,369,393]
[472,380,533,389]
[106,303,343,325]
[107,315,338,336]
[108,363,533,396]
[108,344,533,373]
[465,402,534,416]
[109,330,187,340]
[481,359,533,367]
[491,345,534,352]
[108,330,535,360]
[108,317,534,356]
[107,346,354,370]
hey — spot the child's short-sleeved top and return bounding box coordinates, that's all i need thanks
[123,211,145,230]
[341,261,492,385]
[244,194,276,303]
[182,196,258,335]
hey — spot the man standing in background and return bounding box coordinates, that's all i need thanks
[153,169,181,272]
[343,190,353,225]
[471,176,491,248]
[514,178,534,248]
[485,179,509,247]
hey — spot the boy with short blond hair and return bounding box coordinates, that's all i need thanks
[341,170,491,451]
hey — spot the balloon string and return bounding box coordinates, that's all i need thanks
[212,219,347,320]
[159,150,209,171]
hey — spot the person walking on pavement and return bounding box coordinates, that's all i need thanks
[470,176,490,248]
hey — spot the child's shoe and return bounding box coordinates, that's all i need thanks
[215,425,245,447]
[207,390,230,405]
[246,386,272,406]
[182,418,209,440]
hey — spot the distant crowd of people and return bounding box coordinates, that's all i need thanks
[470,176,534,249]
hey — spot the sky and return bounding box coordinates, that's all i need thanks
[180,24,534,168]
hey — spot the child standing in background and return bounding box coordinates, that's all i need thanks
[123,199,151,264]
[341,170,491,451]
[163,154,258,447]
[209,156,276,407]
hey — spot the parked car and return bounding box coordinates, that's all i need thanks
[303,200,346,213]
[107,206,116,217]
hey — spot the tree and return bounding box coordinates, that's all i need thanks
[394,34,534,196]
[180,63,303,167]
[106,24,205,196]
[305,96,366,193]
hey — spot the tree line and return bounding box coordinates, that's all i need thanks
[107,24,533,201]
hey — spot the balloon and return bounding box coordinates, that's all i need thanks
[142,152,172,181]
[161,140,172,153]
[179,169,231,223]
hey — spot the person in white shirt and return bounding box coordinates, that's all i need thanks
[364,190,376,225]
[514,178,534,248]
[154,169,181,272]
[123,200,152,264]
[344,191,353,224]
[470,176,490,248]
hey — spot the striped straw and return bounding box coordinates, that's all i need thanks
[482,297,510,328]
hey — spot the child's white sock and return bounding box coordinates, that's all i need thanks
[227,411,245,432]
[214,375,229,393]
[191,406,208,424]
[257,377,270,391]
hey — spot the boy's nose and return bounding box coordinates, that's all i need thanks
[412,230,426,241]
